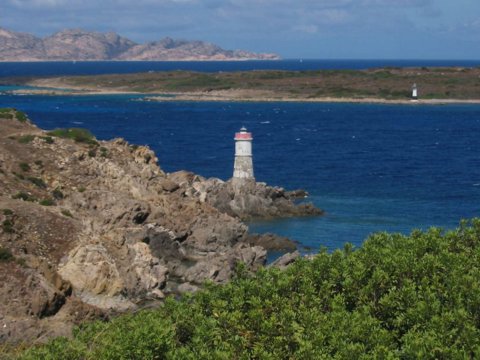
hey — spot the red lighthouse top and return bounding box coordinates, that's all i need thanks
[235,126,253,140]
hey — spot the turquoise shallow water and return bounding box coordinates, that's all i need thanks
[1,91,480,253]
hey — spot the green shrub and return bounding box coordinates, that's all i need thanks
[39,198,55,206]
[78,186,86,193]
[47,128,98,146]
[34,160,43,167]
[19,162,30,172]
[18,219,480,359]
[99,147,108,157]
[0,112,14,120]
[0,247,13,262]
[88,149,96,158]
[40,136,54,144]
[12,192,36,202]
[13,172,25,180]
[17,135,35,144]
[61,209,73,218]
[52,189,64,200]
[2,209,13,216]
[15,110,28,123]
[2,220,14,233]
[27,177,46,188]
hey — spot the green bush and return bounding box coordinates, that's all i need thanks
[18,162,30,172]
[0,247,13,262]
[0,108,27,122]
[2,219,14,233]
[12,192,36,202]
[40,136,54,144]
[17,135,35,144]
[0,112,14,120]
[39,198,55,206]
[19,219,480,359]
[61,209,73,218]
[27,176,46,188]
[12,172,25,180]
[47,128,98,146]
[52,189,64,200]
[2,209,13,216]
[15,110,28,123]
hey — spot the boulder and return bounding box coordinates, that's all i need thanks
[269,251,300,269]
[245,233,297,251]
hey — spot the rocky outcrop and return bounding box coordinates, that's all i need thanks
[183,174,323,220]
[245,233,297,251]
[0,109,319,343]
[0,28,280,61]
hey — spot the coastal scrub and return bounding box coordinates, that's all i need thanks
[19,219,480,359]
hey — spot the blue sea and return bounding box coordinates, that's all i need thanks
[1,60,480,253]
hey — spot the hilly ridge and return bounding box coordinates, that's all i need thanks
[0,28,279,61]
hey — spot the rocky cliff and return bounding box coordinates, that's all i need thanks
[0,109,319,343]
[0,28,280,61]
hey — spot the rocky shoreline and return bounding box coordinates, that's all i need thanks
[0,109,321,344]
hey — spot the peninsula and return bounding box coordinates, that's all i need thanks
[0,109,319,344]
[6,66,480,104]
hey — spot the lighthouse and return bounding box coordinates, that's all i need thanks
[233,126,255,184]
[412,83,418,100]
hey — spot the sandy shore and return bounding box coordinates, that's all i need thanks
[9,78,480,105]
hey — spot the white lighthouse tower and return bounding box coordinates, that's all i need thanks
[233,126,254,184]
[412,83,418,100]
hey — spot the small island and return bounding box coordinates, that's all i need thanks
[5,66,480,104]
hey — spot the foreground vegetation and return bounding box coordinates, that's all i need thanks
[13,220,480,359]
[9,67,480,100]
[0,108,28,122]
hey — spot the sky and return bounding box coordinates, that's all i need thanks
[2,0,480,59]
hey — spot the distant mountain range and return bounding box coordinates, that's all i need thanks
[0,28,280,61]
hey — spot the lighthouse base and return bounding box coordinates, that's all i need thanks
[233,156,254,180]
[232,177,256,192]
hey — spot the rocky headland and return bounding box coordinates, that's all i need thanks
[0,109,320,344]
[0,28,279,61]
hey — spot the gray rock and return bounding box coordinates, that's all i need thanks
[244,233,297,251]
[177,282,199,294]
[269,251,301,269]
